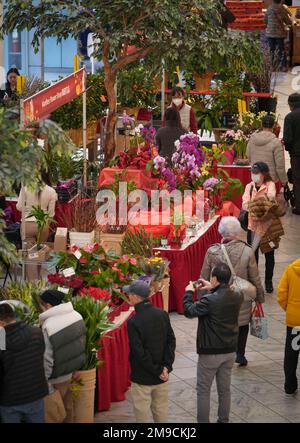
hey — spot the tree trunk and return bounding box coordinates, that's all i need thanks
[104,75,117,164]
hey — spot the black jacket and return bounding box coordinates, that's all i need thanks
[156,124,185,161]
[183,284,243,355]
[283,108,300,157]
[127,301,176,386]
[0,322,48,406]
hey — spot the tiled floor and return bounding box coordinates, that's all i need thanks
[95,73,300,423]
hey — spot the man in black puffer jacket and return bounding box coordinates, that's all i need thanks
[183,263,243,424]
[0,303,48,423]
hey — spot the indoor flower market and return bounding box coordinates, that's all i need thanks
[2,0,300,435]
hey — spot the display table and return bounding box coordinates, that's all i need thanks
[154,216,221,314]
[219,165,251,209]
[97,291,163,412]
[98,167,159,194]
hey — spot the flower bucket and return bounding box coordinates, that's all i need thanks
[69,231,95,248]
[72,368,96,423]
[194,72,214,92]
[99,232,125,256]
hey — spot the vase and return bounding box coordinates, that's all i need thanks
[72,368,96,423]
[194,72,214,92]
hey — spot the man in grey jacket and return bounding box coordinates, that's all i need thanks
[39,290,86,423]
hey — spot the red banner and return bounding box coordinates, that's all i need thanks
[23,68,85,124]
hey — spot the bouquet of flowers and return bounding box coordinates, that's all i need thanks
[221,129,248,159]
[140,253,170,282]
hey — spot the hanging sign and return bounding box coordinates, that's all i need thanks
[23,68,85,124]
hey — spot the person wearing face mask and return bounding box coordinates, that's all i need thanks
[164,86,198,134]
[0,67,20,105]
[183,263,243,423]
[242,162,284,294]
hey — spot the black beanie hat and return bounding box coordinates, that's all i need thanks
[40,290,65,306]
[288,93,300,106]
[251,162,270,174]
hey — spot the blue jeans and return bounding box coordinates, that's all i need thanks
[267,37,286,70]
[0,399,44,423]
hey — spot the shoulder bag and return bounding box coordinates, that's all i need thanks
[221,244,257,302]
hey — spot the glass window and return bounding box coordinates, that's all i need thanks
[8,30,22,70]
[61,39,77,68]
[44,37,62,68]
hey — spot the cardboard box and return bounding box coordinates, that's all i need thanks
[54,227,68,252]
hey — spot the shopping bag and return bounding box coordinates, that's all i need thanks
[44,388,66,423]
[250,303,268,340]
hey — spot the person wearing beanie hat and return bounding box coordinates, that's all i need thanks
[39,290,86,423]
[284,93,300,215]
[242,162,280,294]
[124,280,176,423]
[246,115,287,185]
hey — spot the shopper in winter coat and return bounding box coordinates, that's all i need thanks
[278,259,300,396]
[265,0,292,70]
[125,280,176,423]
[283,93,300,215]
[184,263,243,423]
[39,290,86,423]
[156,107,185,161]
[242,162,279,294]
[201,216,265,367]
[0,303,48,423]
[247,115,287,185]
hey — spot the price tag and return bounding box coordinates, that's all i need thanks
[74,250,82,260]
[62,267,76,278]
[57,287,70,294]
[28,252,39,260]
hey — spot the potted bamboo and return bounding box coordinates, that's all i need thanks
[71,294,113,423]
[26,205,56,261]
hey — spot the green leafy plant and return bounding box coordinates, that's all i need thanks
[71,295,113,370]
[51,72,106,130]
[0,280,48,325]
[26,205,57,250]
[196,106,221,136]
[121,227,161,258]
[0,211,18,273]
[117,63,157,108]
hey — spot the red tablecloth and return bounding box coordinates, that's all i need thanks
[98,167,159,194]
[97,291,163,412]
[219,165,251,209]
[156,217,221,314]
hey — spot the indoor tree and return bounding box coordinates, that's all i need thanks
[2,0,228,162]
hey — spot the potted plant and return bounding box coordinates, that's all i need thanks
[70,293,113,423]
[196,103,222,136]
[26,205,56,261]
